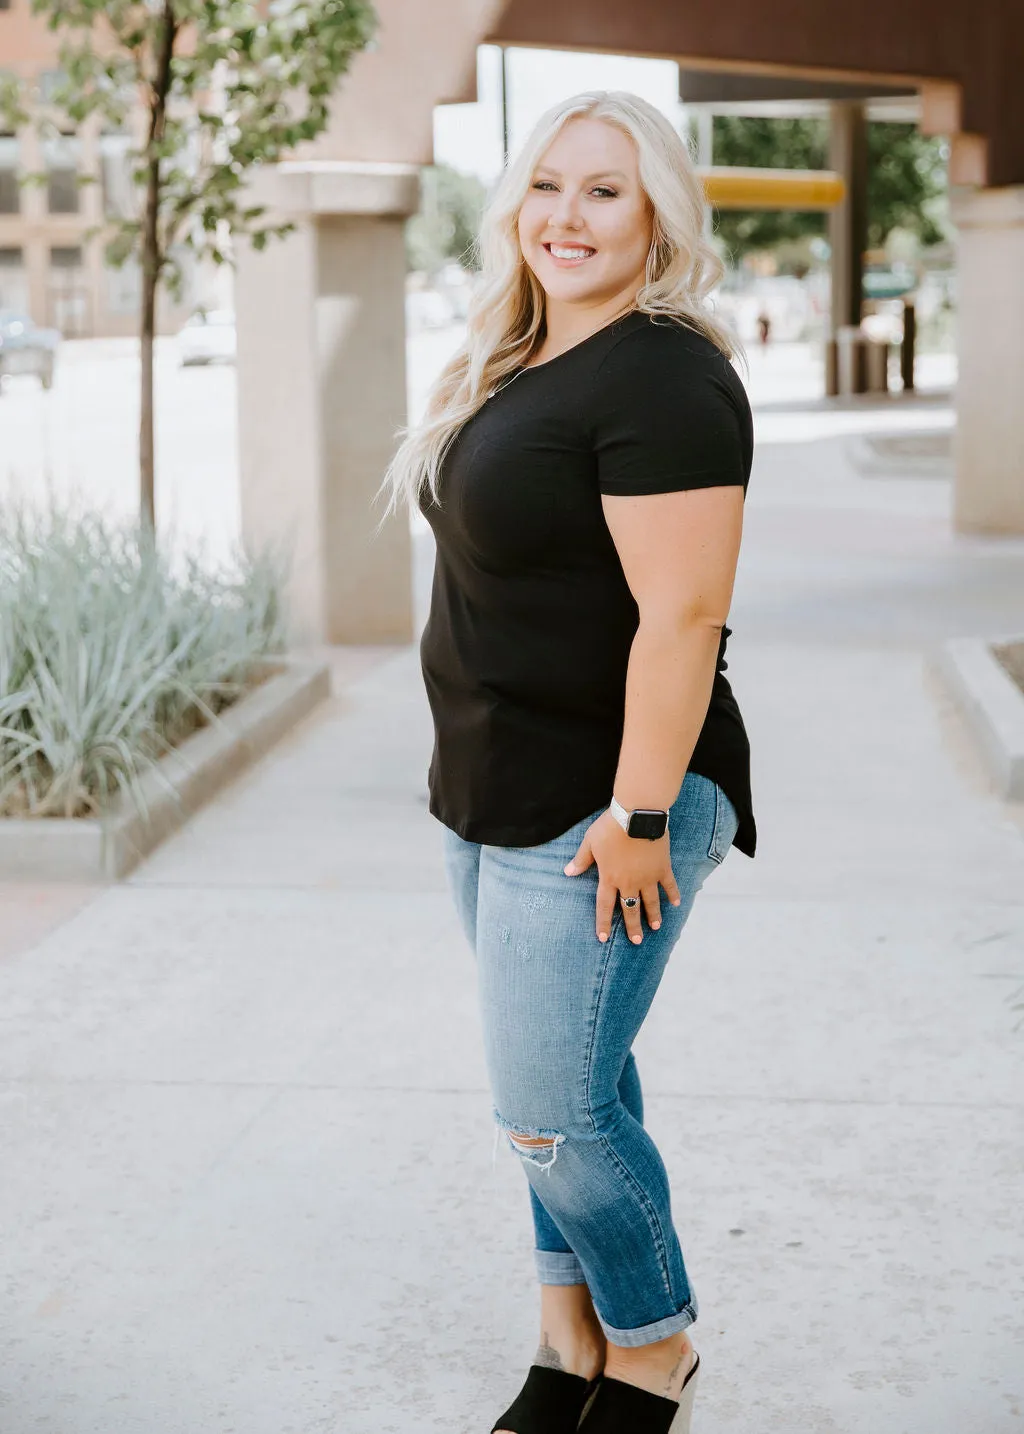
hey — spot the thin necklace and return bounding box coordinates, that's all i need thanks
[487,301,637,399]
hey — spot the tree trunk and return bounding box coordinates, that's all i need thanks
[139,1,177,530]
[140,194,158,528]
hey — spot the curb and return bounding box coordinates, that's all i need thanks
[934,636,1024,800]
[0,658,330,882]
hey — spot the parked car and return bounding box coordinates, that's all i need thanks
[178,308,236,366]
[0,310,60,390]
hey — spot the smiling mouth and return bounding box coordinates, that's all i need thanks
[543,242,597,263]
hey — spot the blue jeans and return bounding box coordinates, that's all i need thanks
[440,770,739,1348]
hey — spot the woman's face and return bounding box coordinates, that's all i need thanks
[517,117,653,311]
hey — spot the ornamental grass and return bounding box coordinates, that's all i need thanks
[0,501,287,819]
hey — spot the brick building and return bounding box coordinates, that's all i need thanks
[0,0,204,336]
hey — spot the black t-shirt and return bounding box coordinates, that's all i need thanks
[417,307,757,858]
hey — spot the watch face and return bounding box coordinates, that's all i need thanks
[626,809,668,840]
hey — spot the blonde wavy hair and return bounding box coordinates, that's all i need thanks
[376,89,738,520]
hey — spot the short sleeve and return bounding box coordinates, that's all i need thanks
[591,324,752,497]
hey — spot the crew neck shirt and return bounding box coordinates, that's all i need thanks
[417,307,757,859]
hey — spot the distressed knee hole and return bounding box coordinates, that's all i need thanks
[493,1111,565,1172]
[506,1130,564,1170]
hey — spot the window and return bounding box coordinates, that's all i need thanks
[48,246,87,334]
[100,131,134,219]
[105,255,141,314]
[44,132,79,214]
[47,168,79,213]
[0,247,27,312]
[50,246,83,269]
[0,133,17,214]
[37,70,67,104]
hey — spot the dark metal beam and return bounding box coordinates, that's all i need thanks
[679,69,916,105]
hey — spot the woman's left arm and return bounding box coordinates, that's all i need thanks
[564,483,745,944]
[607,481,744,812]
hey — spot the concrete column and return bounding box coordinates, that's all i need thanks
[235,161,421,644]
[828,101,868,331]
[693,109,714,241]
[950,186,1024,535]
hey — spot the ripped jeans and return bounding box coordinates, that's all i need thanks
[440,769,739,1348]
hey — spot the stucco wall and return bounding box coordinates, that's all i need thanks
[302,0,505,165]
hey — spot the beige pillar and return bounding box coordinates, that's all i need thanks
[951,186,1024,535]
[235,161,420,644]
[828,100,868,333]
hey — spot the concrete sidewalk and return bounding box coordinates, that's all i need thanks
[2,393,1024,1434]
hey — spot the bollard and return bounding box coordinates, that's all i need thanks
[901,299,916,392]
[825,337,839,396]
[865,338,889,393]
[836,325,868,395]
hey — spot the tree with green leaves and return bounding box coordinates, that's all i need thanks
[706,114,947,266]
[865,122,947,250]
[405,163,487,277]
[3,0,377,528]
[708,115,828,262]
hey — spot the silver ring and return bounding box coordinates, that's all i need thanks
[621,895,639,908]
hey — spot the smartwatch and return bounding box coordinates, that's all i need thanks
[609,796,669,841]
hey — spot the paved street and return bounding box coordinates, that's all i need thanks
[0,337,240,563]
[1,332,1023,1433]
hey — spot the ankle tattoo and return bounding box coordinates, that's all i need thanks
[534,1332,566,1372]
[663,1340,691,1395]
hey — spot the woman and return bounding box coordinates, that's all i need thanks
[380,90,756,1434]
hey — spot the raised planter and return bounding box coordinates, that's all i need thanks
[0,657,330,881]
[935,635,1024,800]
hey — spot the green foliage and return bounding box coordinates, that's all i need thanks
[0,70,29,130]
[3,1,378,294]
[0,500,287,819]
[866,122,947,250]
[712,114,829,172]
[709,115,828,261]
[706,114,947,264]
[405,163,487,276]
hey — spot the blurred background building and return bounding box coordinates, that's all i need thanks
[0,0,226,335]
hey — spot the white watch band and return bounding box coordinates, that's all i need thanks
[609,796,670,837]
[609,796,631,832]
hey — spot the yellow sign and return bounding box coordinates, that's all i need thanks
[699,167,845,210]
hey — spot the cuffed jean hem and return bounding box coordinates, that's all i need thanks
[597,1299,698,1349]
[535,1249,587,1285]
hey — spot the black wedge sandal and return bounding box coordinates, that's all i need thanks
[490,1366,603,1434]
[577,1353,699,1434]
